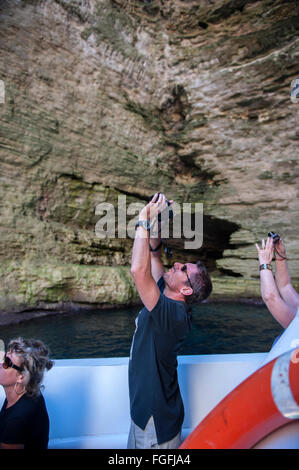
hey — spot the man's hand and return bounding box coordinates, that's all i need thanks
[255,237,274,264]
[139,193,173,224]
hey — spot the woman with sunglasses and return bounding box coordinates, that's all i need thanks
[0,337,53,449]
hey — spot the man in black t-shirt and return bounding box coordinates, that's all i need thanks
[128,193,212,449]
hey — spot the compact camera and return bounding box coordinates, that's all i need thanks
[268,231,280,244]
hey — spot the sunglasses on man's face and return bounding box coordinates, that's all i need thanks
[181,264,193,291]
[2,354,23,372]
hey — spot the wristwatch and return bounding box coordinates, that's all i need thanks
[135,219,151,231]
[259,263,272,271]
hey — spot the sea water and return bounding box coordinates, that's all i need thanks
[0,302,283,359]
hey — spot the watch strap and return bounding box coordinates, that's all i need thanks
[135,220,151,231]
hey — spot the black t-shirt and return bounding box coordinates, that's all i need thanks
[128,277,192,444]
[0,393,50,449]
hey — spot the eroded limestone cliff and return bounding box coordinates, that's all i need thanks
[0,0,298,314]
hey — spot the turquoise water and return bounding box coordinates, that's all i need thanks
[0,302,283,359]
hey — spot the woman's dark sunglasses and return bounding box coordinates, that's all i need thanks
[181,265,193,290]
[2,354,23,372]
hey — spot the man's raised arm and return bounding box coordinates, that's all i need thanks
[131,193,169,311]
[149,219,165,283]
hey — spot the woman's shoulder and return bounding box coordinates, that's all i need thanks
[15,393,46,415]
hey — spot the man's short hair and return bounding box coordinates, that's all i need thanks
[185,260,212,305]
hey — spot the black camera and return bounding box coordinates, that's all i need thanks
[268,231,280,244]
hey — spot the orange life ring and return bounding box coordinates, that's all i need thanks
[180,347,299,449]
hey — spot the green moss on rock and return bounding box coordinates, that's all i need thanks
[0,261,139,313]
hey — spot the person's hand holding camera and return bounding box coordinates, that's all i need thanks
[138,193,173,224]
[255,237,274,265]
[274,237,287,261]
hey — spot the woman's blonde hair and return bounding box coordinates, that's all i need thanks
[7,337,53,397]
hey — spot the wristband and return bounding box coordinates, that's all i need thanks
[149,241,163,252]
[259,263,272,271]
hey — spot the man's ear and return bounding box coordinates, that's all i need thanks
[180,285,193,297]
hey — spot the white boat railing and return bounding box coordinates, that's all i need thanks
[1,353,267,449]
[1,350,299,448]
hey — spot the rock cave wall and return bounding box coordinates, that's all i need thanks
[0,0,298,313]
